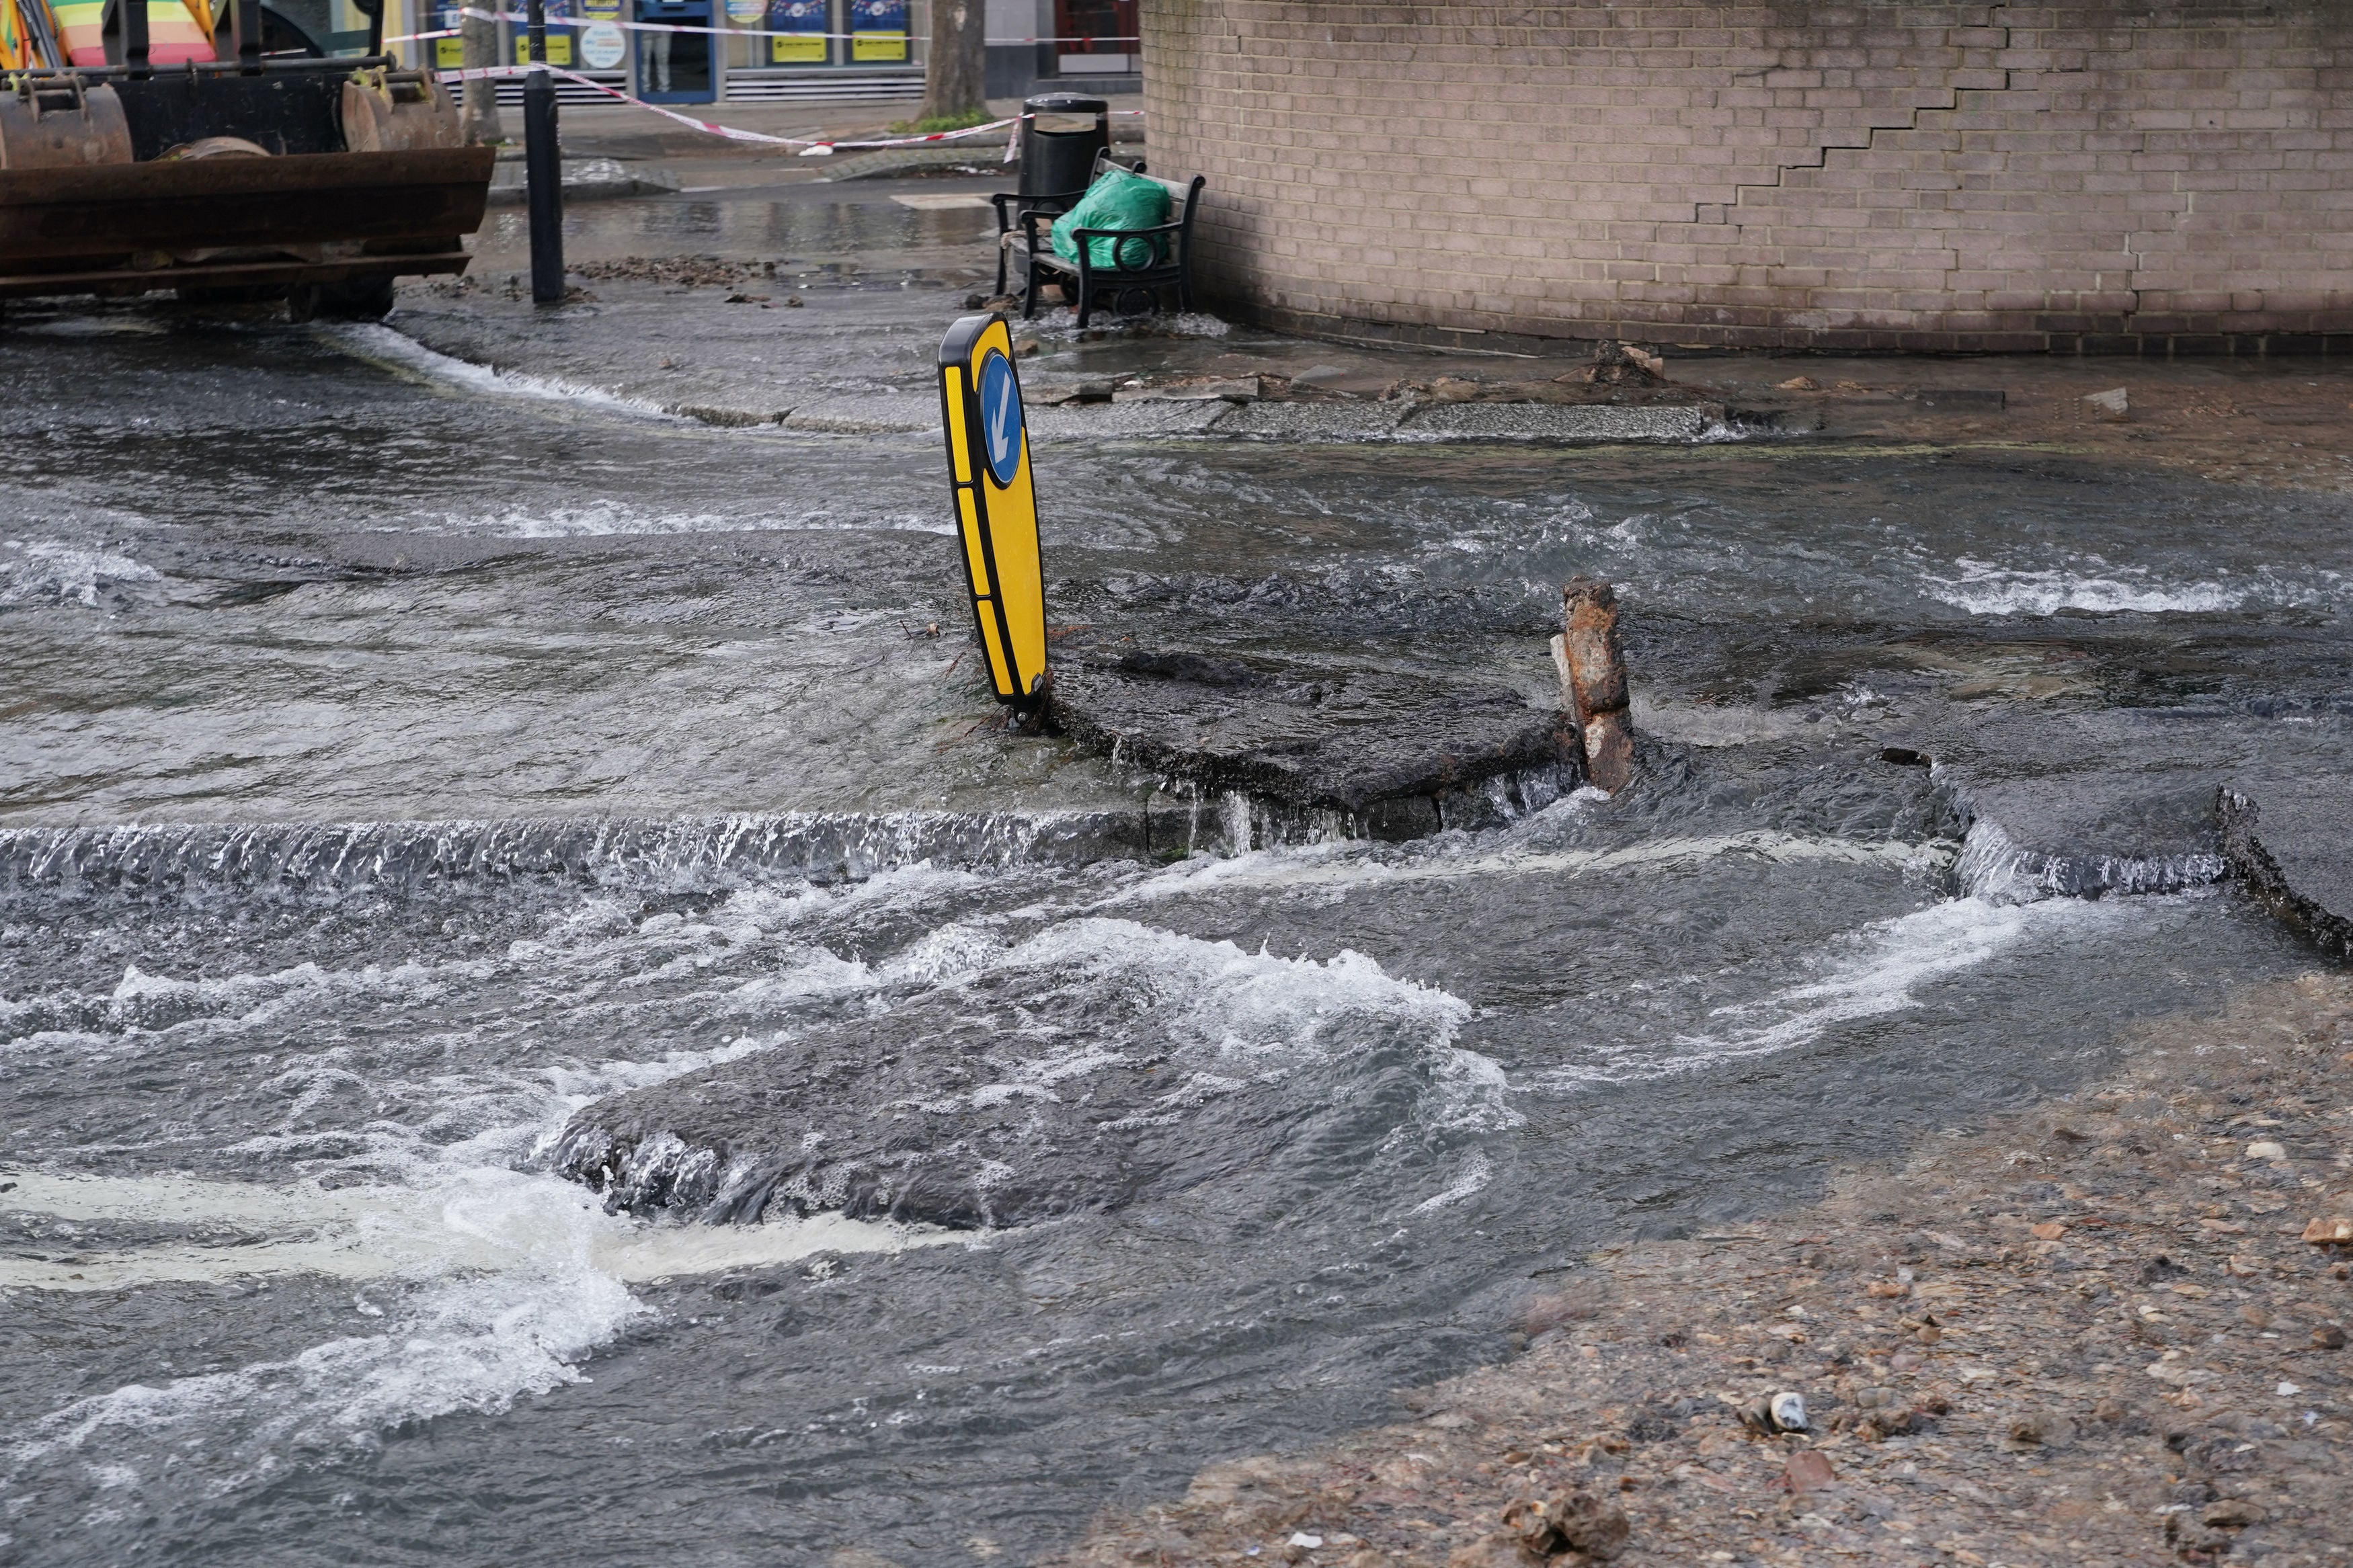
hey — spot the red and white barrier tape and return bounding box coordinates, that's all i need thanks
[436,63,1140,154]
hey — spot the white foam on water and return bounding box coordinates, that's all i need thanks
[1922,556,2338,616]
[0,1167,953,1294]
[1101,829,1931,906]
[989,917,1519,1133]
[326,323,676,419]
[432,499,953,539]
[11,1266,640,1472]
[0,540,160,609]
[1410,1149,1492,1213]
[1,1165,954,1493]
[1537,894,2137,1087]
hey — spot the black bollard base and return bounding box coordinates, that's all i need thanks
[523,67,565,305]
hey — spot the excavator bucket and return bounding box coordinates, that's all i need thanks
[0,0,495,314]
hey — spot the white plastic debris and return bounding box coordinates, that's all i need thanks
[1769,1391,1809,1432]
[1287,1534,1324,1549]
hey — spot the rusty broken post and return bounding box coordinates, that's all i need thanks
[1554,578,1636,794]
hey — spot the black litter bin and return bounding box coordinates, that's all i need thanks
[991,93,1123,298]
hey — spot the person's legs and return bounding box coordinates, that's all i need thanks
[648,26,670,91]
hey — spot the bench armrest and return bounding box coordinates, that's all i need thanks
[1067,220,1189,274]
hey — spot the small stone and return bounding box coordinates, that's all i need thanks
[963,293,985,308]
[1783,1450,1837,1492]
[2006,1414,2075,1450]
[2301,1215,2353,1245]
[2203,1499,2266,1528]
[2239,1306,2271,1328]
[1866,1280,1909,1298]
[1289,1534,1324,1549]
[1915,1325,1942,1346]
[1498,1489,1631,1562]
[2030,1221,2067,1241]
[2314,1325,2347,1350]
[2245,1140,2288,1161]
[1776,375,1819,391]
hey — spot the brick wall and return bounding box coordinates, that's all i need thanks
[1140,0,2353,353]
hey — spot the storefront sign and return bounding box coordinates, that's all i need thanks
[578,19,625,67]
[848,0,904,62]
[723,0,762,22]
[515,30,575,62]
[766,0,826,65]
[580,0,621,21]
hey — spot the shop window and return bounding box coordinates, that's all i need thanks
[1052,0,1131,74]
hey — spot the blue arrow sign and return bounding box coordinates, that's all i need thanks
[979,350,1024,487]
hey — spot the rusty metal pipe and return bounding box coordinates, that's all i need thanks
[1553,577,1636,794]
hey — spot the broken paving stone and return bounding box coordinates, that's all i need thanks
[2083,386,2131,418]
[1045,651,1580,836]
[549,942,1475,1228]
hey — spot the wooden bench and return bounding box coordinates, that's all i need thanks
[1006,152,1206,329]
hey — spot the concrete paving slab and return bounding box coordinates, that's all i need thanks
[2221,781,2353,959]
[1398,403,1713,442]
[1211,401,1413,441]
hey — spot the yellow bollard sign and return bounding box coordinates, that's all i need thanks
[937,313,1049,709]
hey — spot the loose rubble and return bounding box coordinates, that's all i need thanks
[1048,975,2353,1568]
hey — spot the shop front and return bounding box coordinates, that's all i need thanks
[719,0,914,101]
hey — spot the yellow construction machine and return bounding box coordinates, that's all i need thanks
[0,0,493,317]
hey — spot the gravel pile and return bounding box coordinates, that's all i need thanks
[1053,974,2353,1568]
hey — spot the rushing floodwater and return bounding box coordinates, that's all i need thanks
[3,293,2348,1566]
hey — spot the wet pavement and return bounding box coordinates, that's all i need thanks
[3,179,2353,1568]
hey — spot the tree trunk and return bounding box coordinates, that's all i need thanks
[460,8,506,145]
[919,0,986,122]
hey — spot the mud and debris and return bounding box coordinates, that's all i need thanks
[1049,975,2353,1568]
[566,255,784,287]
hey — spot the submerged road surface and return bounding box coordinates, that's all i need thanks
[3,255,2351,1565]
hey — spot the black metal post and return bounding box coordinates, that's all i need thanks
[121,0,151,77]
[524,0,565,304]
[233,0,262,72]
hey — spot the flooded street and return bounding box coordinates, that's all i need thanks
[5,181,2352,1566]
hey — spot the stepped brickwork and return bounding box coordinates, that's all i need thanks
[1140,0,2353,352]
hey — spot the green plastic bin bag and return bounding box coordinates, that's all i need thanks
[1049,169,1170,272]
